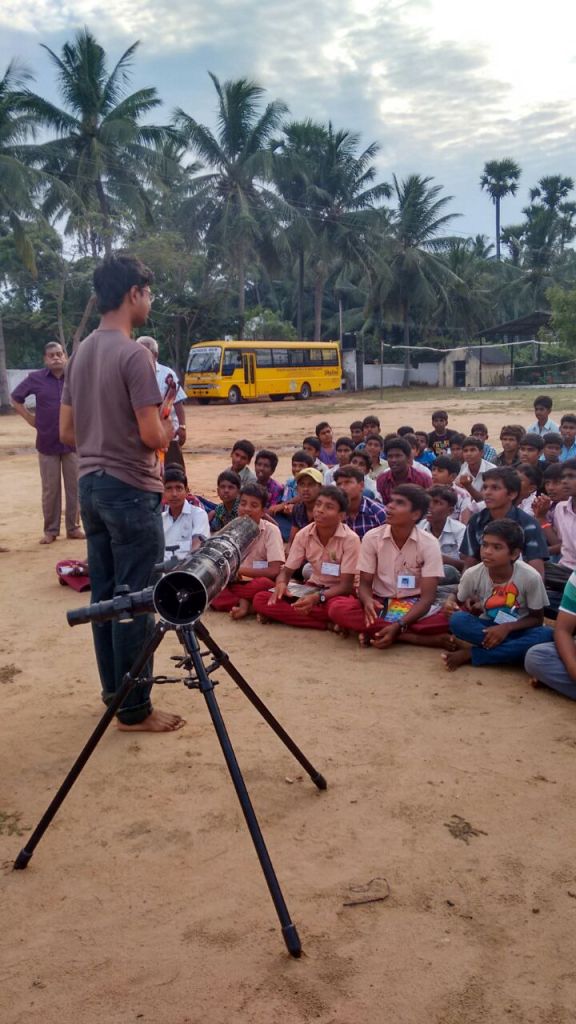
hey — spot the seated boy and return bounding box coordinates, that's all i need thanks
[358,414,381,448]
[209,470,241,532]
[518,432,544,468]
[268,450,314,540]
[287,468,324,545]
[350,420,364,447]
[404,433,432,479]
[324,437,355,484]
[364,433,388,479]
[541,432,563,466]
[254,449,283,507]
[315,421,338,466]
[525,570,576,699]
[560,414,576,461]
[427,410,458,457]
[448,432,465,464]
[527,395,558,436]
[470,423,497,463]
[443,520,553,671]
[328,484,450,648]
[431,456,476,522]
[302,435,330,473]
[230,439,257,485]
[459,467,548,577]
[377,436,430,505]
[350,449,379,499]
[414,430,435,469]
[210,483,285,619]
[162,466,210,558]
[333,465,387,539]
[253,486,360,630]
[456,436,495,502]
[420,485,465,593]
[496,425,523,467]
[532,463,568,561]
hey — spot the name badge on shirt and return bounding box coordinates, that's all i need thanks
[493,609,517,625]
[252,560,269,569]
[397,574,416,590]
[321,561,341,577]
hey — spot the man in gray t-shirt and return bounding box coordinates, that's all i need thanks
[60,255,185,733]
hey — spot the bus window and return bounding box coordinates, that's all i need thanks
[288,349,306,366]
[187,346,222,372]
[322,348,339,365]
[222,349,243,376]
[272,349,289,366]
[256,349,273,367]
[307,348,323,364]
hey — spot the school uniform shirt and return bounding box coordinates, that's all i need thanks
[285,522,361,587]
[162,500,210,558]
[420,517,466,559]
[552,499,576,569]
[358,524,444,599]
[367,458,388,481]
[560,442,576,462]
[527,417,559,436]
[345,497,387,539]
[459,506,549,564]
[240,519,285,573]
[456,458,494,492]
[457,561,548,622]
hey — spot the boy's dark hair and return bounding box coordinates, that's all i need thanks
[432,455,461,476]
[542,432,563,448]
[403,433,419,449]
[350,420,364,432]
[217,469,241,487]
[483,466,521,497]
[362,415,380,428]
[415,430,429,442]
[232,439,255,459]
[516,463,541,488]
[292,449,314,467]
[481,519,524,554]
[561,458,576,473]
[462,435,484,452]
[164,464,188,487]
[500,424,524,442]
[303,435,320,452]
[384,436,411,457]
[365,433,384,447]
[335,436,355,450]
[333,465,365,484]
[317,484,349,513]
[471,422,488,434]
[240,482,268,507]
[255,448,278,471]
[383,432,400,444]
[428,484,458,509]
[519,432,544,451]
[534,395,553,410]
[351,449,371,471]
[315,421,331,437]
[390,484,429,522]
[432,410,448,421]
[397,425,415,436]
[543,463,564,482]
[449,432,466,446]
[93,255,153,314]
[560,414,576,427]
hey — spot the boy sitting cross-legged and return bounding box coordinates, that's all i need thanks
[252,485,360,630]
[210,483,285,619]
[328,484,452,649]
[443,520,553,671]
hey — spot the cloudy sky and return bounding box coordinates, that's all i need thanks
[2,0,575,241]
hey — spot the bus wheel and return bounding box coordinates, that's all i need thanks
[197,398,210,405]
[270,394,285,402]
[227,386,242,405]
[296,382,312,401]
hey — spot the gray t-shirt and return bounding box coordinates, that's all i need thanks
[62,328,163,492]
[457,560,548,622]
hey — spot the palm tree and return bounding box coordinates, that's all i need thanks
[26,28,177,257]
[379,174,460,385]
[480,158,521,260]
[174,74,289,337]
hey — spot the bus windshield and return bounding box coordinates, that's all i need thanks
[186,346,222,373]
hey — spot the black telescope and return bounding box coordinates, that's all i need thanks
[67,516,259,628]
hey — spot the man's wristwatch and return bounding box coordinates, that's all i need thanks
[318,591,327,604]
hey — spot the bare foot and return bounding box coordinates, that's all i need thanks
[442,648,472,672]
[230,599,250,620]
[117,708,186,732]
[529,677,543,688]
[256,613,270,624]
[39,533,57,545]
[67,528,86,540]
[401,632,459,650]
[359,632,372,648]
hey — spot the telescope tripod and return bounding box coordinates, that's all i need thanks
[13,618,327,958]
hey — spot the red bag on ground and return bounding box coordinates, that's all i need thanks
[56,560,91,593]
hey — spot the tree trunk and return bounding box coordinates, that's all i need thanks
[338,295,344,345]
[401,299,411,387]
[297,248,304,338]
[56,271,67,351]
[73,294,97,352]
[314,270,325,342]
[96,178,113,258]
[495,197,501,261]
[0,314,12,414]
[237,256,245,340]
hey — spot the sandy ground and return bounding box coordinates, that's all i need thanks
[2,389,576,1024]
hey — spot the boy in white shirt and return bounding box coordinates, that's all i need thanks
[456,436,496,503]
[162,466,209,559]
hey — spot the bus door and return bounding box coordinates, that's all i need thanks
[242,352,256,398]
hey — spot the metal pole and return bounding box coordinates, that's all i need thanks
[380,337,384,402]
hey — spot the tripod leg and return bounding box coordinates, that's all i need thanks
[195,621,327,791]
[13,622,168,870]
[181,627,302,958]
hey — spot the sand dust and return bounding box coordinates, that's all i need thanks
[2,390,576,1024]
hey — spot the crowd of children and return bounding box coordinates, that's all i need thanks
[156,394,576,702]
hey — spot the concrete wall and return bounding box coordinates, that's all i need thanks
[343,351,439,389]
[438,350,510,388]
[7,369,37,393]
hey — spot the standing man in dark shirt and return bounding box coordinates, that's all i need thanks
[60,255,184,733]
[11,342,84,544]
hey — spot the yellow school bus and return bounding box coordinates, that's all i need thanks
[184,340,342,404]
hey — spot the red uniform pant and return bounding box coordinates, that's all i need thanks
[252,590,336,630]
[327,596,451,637]
[211,577,274,612]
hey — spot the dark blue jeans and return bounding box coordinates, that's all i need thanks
[79,472,164,724]
[450,611,554,667]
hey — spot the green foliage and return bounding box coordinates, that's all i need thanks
[244,306,297,340]
[548,285,576,349]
